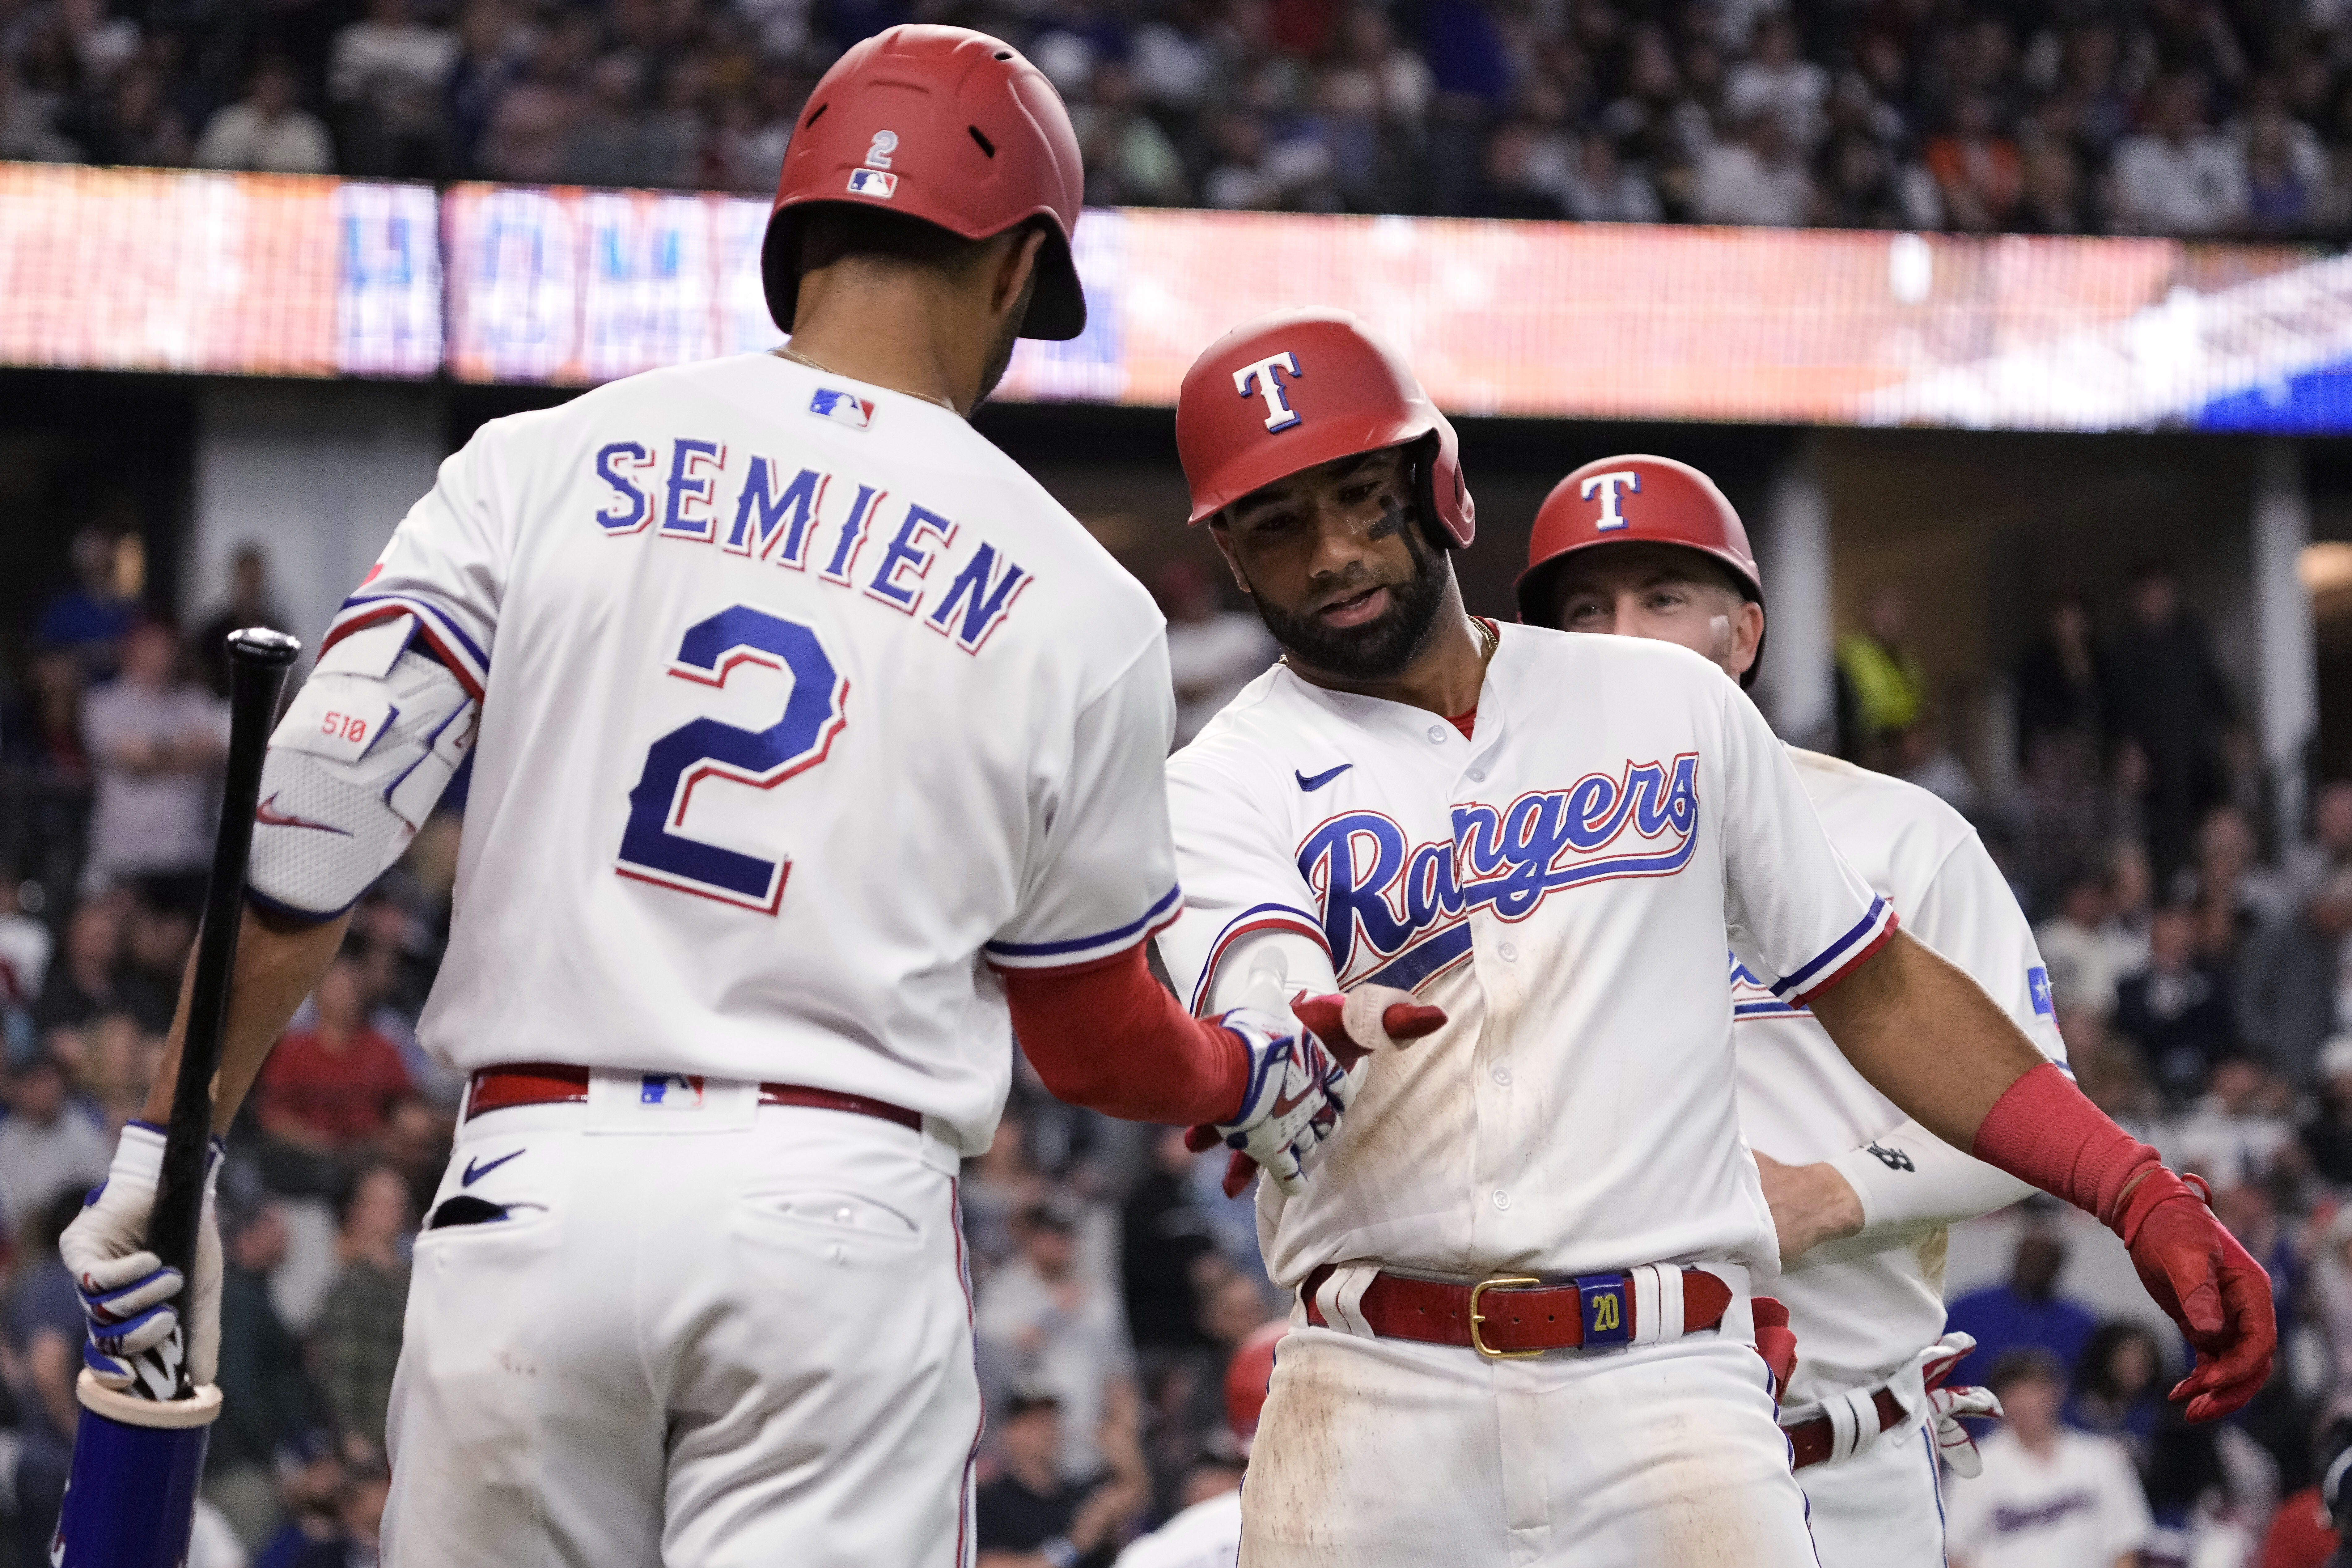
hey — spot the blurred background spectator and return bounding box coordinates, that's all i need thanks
[78,620,227,910]
[5,0,2352,241]
[1945,1347,2155,1568]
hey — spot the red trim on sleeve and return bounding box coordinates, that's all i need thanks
[1790,915,1898,1005]
[999,942,1250,1126]
[319,607,485,701]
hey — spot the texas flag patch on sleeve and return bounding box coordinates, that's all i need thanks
[809,388,875,429]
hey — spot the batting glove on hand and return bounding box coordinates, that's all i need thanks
[2114,1169,2275,1422]
[59,1123,224,1393]
[1189,987,1446,1198]
[1912,1332,2002,1479]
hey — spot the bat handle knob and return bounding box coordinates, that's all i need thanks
[226,627,302,668]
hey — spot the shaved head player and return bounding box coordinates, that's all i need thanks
[56,31,1397,1566]
[1152,307,2274,1568]
[1519,455,2057,1566]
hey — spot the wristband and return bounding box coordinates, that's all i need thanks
[1970,1062,2159,1231]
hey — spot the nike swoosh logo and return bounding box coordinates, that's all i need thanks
[1295,764,1352,792]
[255,794,353,836]
[461,1150,523,1186]
[1266,1084,1316,1120]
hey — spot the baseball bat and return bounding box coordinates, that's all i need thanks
[54,626,300,1568]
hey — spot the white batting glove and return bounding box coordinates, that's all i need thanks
[1189,1006,1350,1198]
[1189,987,1447,1198]
[59,1123,224,1394]
[1911,1331,2003,1479]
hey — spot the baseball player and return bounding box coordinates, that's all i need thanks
[1516,454,2057,1566]
[56,33,1403,1567]
[1154,307,2273,1568]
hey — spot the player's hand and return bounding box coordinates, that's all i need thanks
[1291,985,1447,1072]
[1189,988,1445,1198]
[1911,1332,2001,1478]
[59,1123,224,1393]
[1753,1151,1864,1265]
[2114,1168,2275,1422]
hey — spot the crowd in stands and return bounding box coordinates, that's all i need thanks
[0,510,2349,1563]
[5,0,2352,236]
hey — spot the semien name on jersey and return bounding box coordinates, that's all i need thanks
[590,434,1034,654]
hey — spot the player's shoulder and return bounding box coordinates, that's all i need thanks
[1167,665,1325,803]
[1782,746,1977,859]
[1501,621,1727,686]
[1170,666,1290,769]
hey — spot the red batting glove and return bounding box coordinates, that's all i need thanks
[2117,1168,2276,1422]
[1186,990,1447,1197]
[1974,1063,2277,1423]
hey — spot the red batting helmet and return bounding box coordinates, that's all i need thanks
[1514,453,1764,681]
[760,25,1087,341]
[1224,1321,1286,1442]
[1175,308,1474,548]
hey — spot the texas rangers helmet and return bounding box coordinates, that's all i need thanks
[1175,308,1474,548]
[1224,1321,1286,1441]
[760,25,1087,340]
[1514,453,1765,681]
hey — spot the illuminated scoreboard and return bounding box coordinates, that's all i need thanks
[4,160,2352,433]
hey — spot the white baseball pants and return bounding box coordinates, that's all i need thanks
[381,1081,981,1567]
[1238,1320,1820,1567]
[1797,1420,1945,1568]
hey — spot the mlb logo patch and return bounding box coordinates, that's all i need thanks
[2028,965,2055,1018]
[809,388,875,430]
[847,168,898,198]
[639,1073,706,1109]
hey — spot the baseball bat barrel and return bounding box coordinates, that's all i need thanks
[145,626,298,1396]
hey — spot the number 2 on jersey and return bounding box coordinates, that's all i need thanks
[615,604,847,913]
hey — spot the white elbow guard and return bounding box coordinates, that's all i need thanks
[246,615,479,919]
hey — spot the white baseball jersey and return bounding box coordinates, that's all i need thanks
[1736,748,2067,1409]
[1943,1428,2154,1568]
[1112,1489,1241,1568]
[1157,624,1895,1287]
[324,351,1178,1154]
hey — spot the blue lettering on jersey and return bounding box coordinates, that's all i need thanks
[926,544,1031,654]
[595,442,656,532]
[661,439,726,542]
[1301,754,1701,983]
[2028,964,2054,1017]
[867,503,956,613]
[726,460,827,564]
[591,441,1036,651]
[820,484,884,585]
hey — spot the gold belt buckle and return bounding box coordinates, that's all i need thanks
[1467,1275,1545,1360]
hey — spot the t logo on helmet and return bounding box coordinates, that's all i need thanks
[1581,470,1640,530]
[1234,351,1304,433]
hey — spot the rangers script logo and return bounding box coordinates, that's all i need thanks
[1300,753,1701,992]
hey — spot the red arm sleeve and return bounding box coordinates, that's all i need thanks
[998,943,1250,1127]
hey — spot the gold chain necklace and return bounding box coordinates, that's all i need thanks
[774,345,959,415]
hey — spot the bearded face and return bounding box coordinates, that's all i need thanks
[1214,446,1453,684]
